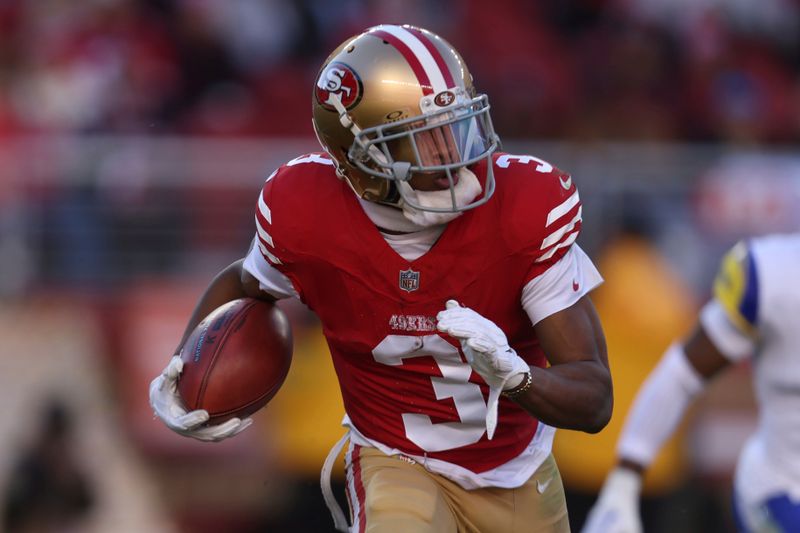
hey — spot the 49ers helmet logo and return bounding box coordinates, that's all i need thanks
[434,90,456,107]
[316,62,363,111]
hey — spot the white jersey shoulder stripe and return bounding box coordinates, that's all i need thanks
[541,207,582,250]
[256,239,282,265]
[255,183,277,263]
[258,193,272,224]
[536,231,579,263]
[255,221,274,247]
[286,153,334,167]
[545,190,580,227]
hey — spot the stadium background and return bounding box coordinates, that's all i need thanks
[0,0,798,531]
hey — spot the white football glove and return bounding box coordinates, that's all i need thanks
[436,300,529,439]
[582,468,643,533]
[149,355,253,442]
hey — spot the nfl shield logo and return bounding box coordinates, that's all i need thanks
[399,268,420,292]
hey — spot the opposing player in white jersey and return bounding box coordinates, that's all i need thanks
[583,233,800,533]
[150,24,613,532]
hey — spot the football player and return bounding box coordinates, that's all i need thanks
[151,24,612,532]
[583,233,800,533]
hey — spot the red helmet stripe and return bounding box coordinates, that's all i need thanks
[369,29,434,95]
[404,26,455,89]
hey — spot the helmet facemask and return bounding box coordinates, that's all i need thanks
[345,89,498,213]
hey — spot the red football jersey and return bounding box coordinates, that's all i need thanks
[254,151,582,474]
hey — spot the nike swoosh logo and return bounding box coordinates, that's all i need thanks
[559,175,572,190]
[536,476,553,494]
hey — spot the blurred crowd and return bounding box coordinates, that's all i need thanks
[0,0,798,142]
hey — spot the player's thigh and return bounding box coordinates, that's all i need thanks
[515,454,570,532]
[448,454,569,533]
[346,446,457,533]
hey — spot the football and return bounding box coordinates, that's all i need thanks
[177,298,292,425]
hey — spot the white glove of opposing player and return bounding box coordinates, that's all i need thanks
[582,468,643,533]
[436,300,529,439]
[149,355,253,442]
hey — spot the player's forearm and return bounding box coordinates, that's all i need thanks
[172,259,252,355]
[511,359,612,433]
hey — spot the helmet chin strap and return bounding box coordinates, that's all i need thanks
[397,167,483,227]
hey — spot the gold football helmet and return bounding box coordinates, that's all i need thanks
[312,24,499,213]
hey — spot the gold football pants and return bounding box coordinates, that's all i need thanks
[346,447,570,533]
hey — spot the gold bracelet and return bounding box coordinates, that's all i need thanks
[503,372,532,398]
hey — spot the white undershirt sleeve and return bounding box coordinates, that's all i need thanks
[616,343,705,467]
[242,237,298,299]
[521,244,603,325]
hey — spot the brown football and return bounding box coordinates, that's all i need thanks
[177,298,292,425]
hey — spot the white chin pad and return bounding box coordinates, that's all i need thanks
[399,167,482,227]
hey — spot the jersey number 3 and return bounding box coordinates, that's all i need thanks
[373,334,488,452]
